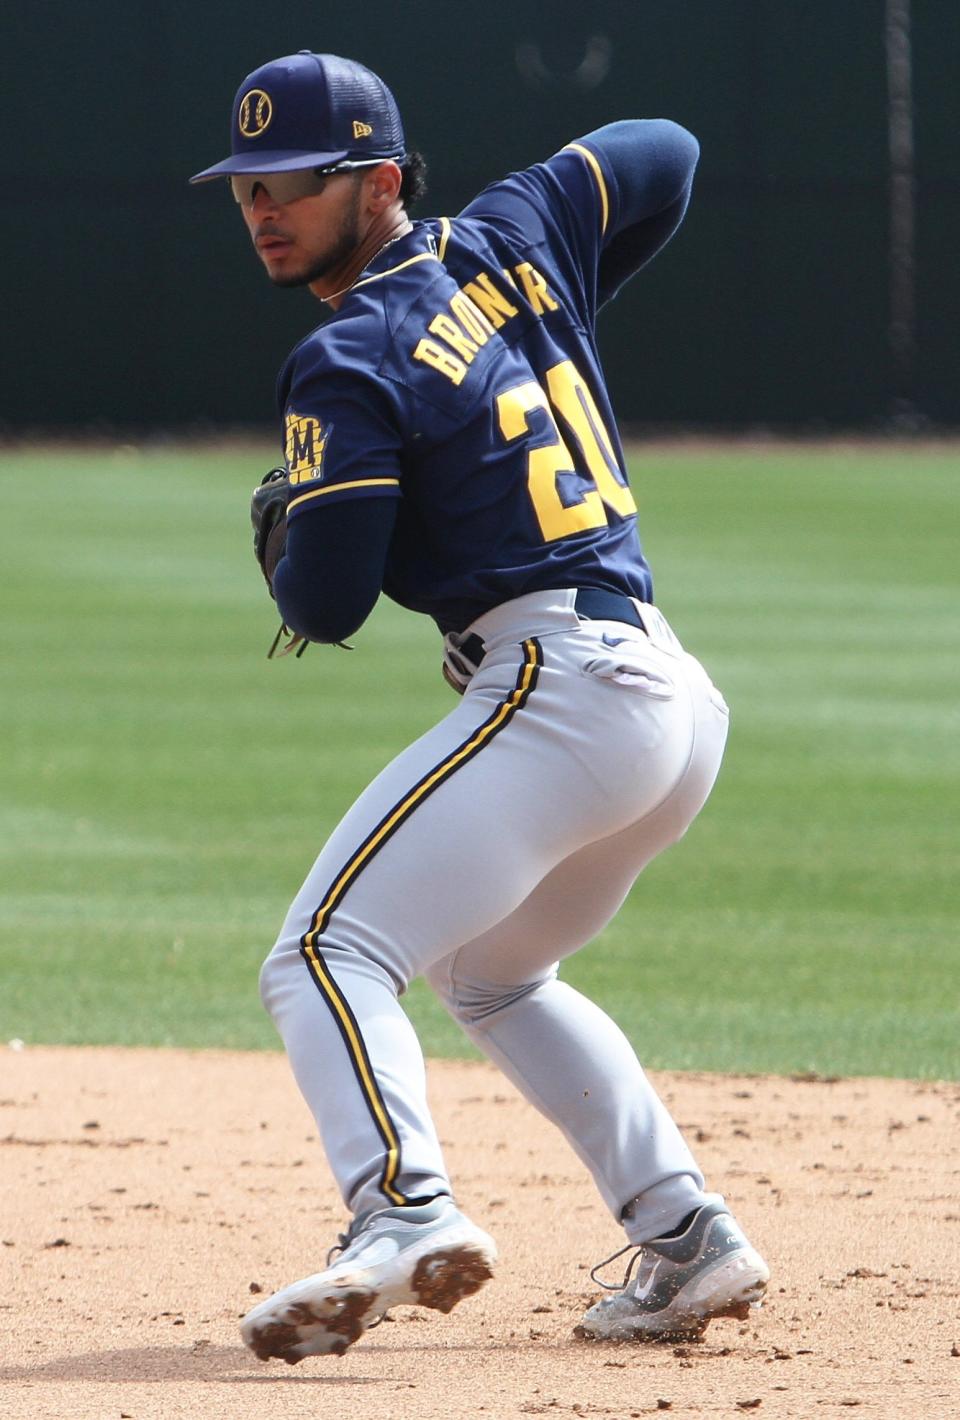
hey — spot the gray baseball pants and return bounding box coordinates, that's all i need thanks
[259,590,729,1243]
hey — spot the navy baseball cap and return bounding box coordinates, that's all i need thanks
[190,51,405,182]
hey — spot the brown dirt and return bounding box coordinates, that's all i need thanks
[2,1047,958,1420]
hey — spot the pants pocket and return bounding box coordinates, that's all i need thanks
[580,646,676,700]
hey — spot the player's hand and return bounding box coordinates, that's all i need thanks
[250,466,289,596]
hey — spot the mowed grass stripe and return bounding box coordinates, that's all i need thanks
[1,445,957,1075]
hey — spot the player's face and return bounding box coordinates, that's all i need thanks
[239,173,364,288]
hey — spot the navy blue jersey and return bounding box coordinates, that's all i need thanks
[278,124,697,633]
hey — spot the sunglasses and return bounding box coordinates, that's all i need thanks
[230,159,390,207]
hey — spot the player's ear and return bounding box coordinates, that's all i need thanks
[367,161,402,208]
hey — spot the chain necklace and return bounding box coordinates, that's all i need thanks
[322,231,409,303]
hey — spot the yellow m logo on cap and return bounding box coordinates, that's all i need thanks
[353,120,373,139]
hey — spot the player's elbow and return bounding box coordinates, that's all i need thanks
[284,606,370,645]
[621,117,698,158]
[274,558,378,645]
[630,118,699,197]
[665,122,699,197]
[589,119,700,207]
[649,118,699,164]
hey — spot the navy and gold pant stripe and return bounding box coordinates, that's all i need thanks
[299,637,543,1206]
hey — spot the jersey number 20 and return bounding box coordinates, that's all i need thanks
[496,359,636,543]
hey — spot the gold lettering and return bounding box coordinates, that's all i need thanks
[449,291,495,345]
[431,313,480,363]
[428,312,479,363]
[515,261,559,315]
[285,414,323,472]
[290,427,313,466]
[413,338,468,386]
[462,273,519,329]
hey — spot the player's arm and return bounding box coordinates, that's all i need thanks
[573,120,700,303]
[274,498,396,645]
[462,119,698,315]
[269,364,403,645]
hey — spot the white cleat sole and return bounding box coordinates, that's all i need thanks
[242,1227,497,1363]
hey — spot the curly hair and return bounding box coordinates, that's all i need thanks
[399,150,427,211]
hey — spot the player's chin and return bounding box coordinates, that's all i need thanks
[267,269,313,288]
[260,252,312,289]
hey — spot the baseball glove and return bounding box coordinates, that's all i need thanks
[250,466,308,659]
[251,466,289,595]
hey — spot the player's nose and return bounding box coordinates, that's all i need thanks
[249,182,281,215]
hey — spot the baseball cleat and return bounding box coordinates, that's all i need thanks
[241,1195,496,1363]
[574,1200,769,1343]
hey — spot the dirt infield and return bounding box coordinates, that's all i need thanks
[2,1048,957,1420]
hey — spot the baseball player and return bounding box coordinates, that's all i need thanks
[191,50,769,1362]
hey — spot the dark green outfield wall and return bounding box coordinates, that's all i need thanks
[2,1,957,430]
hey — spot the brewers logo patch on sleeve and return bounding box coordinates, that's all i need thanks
[284,411,331,485]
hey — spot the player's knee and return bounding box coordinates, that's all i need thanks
[425,962,550,1028]
[257,948,277,1015]
[258,936,295,1017]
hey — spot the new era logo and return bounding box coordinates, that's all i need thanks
[353,120,373,138]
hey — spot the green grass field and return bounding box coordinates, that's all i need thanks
[2,443,957,1078]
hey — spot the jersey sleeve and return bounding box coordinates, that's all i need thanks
[274,495,397,645]
[278,350,404,525]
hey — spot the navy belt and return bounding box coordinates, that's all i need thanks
[457,589,646,668]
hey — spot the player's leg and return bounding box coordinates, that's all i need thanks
[426,820,772,1341]
[247,606,739,1357]
[423,719,726,1244]
[257,641,583,1223]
